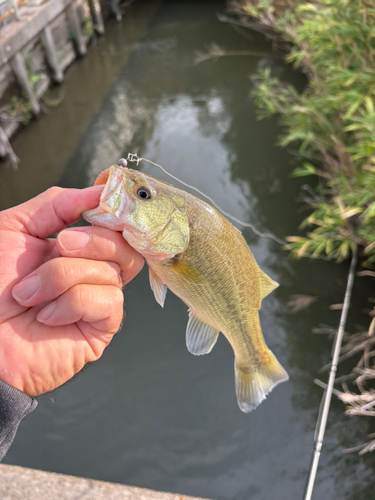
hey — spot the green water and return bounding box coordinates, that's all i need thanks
[1,1,375,499]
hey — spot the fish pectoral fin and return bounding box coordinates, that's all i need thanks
[149,267,167,308]
[259,269,279,300]
[186,310,219,356]
[235,351,288,413]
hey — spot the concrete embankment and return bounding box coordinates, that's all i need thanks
[0,464,212,500]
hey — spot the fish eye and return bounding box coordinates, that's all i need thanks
[136,186,152,200]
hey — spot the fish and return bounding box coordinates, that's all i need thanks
[83,164,288,412]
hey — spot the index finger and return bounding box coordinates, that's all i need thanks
[56,226,144,284]
[0,186,104,239]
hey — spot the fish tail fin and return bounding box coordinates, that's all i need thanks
[235,351,288,413]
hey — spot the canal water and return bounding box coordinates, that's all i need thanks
[1,1,375,499]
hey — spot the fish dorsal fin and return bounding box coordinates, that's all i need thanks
[259,269,279,300]
[186,310,219,356]
[149,267,167,308]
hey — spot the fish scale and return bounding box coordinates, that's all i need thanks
[149,204,264,367]
[83,164,288,412]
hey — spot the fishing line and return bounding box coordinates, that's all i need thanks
[121,153,358,495]
[123,153,286,245]
[303,244,358,500]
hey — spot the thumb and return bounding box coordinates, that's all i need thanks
[0,185,103,239]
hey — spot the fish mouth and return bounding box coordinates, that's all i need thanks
[82,165,132,229]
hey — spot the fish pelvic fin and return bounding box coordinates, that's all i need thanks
[235,351,288,413]
[149,267,167,308]
[259,269,279,300]
[186,310,219,355]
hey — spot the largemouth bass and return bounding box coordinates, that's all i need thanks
[83,164,288,412]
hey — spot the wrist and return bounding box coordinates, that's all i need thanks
[0,373,26,395]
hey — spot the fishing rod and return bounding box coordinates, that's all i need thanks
[303,244,358,500]
[122,153,357,496]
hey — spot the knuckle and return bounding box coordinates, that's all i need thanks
[46,186,65,198]
[107,262,122,286]
[70,284,85,304]
[116,287,124,303]
[52,258,71,282]
[86,345,103,362]
[0,211,13,230]
[116,271,124,288]
[111,287,124,309]
[91,231,117,256]
[105,231,128,259]
[106,238,119,260]
[44,259,73,295]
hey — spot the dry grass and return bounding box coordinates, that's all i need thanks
[315,312,375,453]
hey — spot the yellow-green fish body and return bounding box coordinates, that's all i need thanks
[83,165,288,412]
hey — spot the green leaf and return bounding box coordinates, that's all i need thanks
[292,163,317,177]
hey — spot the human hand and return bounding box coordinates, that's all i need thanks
[0,187,144,397]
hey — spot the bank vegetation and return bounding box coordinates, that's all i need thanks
[228,0,375,452]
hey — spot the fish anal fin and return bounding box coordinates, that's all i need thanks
[235,351,288,412]
[186,310,219,356]
[149,267,167,308]
[259,269,279,300]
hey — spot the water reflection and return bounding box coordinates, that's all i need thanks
[2,0,375,499]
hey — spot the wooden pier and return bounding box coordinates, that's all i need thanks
[0,0,106,158]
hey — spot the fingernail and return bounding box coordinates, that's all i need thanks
[37,301,56,323]
[58,230,90,251]
[12,275,40,302]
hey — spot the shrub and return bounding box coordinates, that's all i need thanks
[240,0,375,264]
